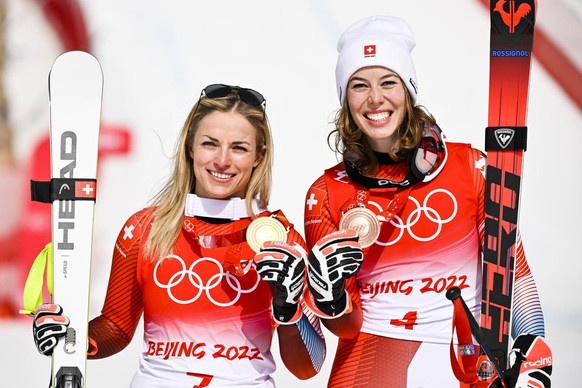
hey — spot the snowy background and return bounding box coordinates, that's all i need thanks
[0,0,580,386]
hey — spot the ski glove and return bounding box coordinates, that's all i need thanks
[307,229,363,317]
[255,241,307,325]
[33,303,69,356]
[506,334,552,388]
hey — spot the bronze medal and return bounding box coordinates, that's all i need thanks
[246,216,288,253]
[339,207,380,248]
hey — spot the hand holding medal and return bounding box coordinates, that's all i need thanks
[306,229,363,318]
[255,241,307,324]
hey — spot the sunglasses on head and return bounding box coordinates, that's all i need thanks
[202,84,266,108]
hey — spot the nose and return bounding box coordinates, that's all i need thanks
[214,147,231,169]
[368,86,384,105]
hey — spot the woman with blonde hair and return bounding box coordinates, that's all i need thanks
[32,84,325,387]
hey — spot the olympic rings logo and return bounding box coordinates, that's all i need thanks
[183,219,195,233]
[356,190,367,204]
[371,188,458,245]
[153,255,260,306]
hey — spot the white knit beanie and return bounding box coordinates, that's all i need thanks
[335,16,418,105]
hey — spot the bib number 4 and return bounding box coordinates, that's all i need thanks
[390,311,418,330]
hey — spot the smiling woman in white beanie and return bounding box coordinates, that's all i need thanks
[335,16,418,105]
[301,15,549,388]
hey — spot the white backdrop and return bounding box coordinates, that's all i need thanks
[1,0,580,386]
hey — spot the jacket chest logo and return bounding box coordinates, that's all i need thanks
[153,255,260,306]
[369,188,458,245]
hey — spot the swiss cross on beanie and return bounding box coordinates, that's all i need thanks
[335,16,418,105]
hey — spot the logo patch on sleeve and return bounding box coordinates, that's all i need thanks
[305,187,326,217]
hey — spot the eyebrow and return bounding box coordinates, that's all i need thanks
[349,72,399,83]
[200,134,252,146]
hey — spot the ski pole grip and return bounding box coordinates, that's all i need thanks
[446,286,462,301]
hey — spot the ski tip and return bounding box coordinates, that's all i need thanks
[54,50,99,62]
[51,50,103,74]
[49,51,104,92]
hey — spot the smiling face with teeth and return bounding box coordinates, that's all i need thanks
[346,66,407,153]
[189,110,262,200]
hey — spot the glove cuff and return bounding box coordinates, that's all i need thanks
[507,334,552,387]
[309,290,351,319]
[272,303,301,325]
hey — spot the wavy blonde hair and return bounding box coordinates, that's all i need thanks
[329,79,436,175]
[143,91,272,261]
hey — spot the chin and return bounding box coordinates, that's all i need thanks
[212,191,242,200]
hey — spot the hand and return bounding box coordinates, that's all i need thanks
[513,369,551,388]
[506,334,552,388]
[33,304,69,356]
[306,229,363,317]
[255,241,307,324]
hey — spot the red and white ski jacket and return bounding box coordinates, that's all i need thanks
[304,142,544,343]
[88,209,324,387]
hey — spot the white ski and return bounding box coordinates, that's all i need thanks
[48,50,103,388]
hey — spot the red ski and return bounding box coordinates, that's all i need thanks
[481,0,536,372]
[447,1,537,387]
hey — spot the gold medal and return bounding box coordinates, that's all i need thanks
[246,216,288,253]
[339,207,381,248]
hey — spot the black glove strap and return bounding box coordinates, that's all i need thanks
[314,291,347,317]
[272,303,299,323]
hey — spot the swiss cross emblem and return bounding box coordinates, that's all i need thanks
[364,44,376,57]
[75,181,96,198]
[118,219,138,252]
[305,187,326,217]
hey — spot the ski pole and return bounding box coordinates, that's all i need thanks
[446,286,506,385]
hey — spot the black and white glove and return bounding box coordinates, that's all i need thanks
[505,334,552,388]
[307,229,363,318]
[255,241,307,325]
[32,304,69,356]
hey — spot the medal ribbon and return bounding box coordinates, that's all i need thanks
[339,186,412,248]
[182,211,291,277]
[340,186,412,224]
